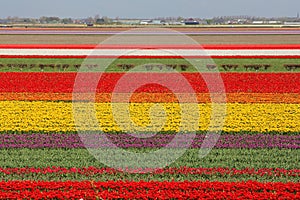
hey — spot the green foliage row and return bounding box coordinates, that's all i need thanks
[0,171,297,182]
[0,58,300,72]
[0,148,298,169]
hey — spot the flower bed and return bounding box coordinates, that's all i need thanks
[0,43,299,199]
[0,72,299,93]
[0,180,298,199]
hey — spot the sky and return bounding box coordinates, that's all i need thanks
[1,0,300,19]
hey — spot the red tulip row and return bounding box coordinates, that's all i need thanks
[1,44,300,49]
[0,167,299,177]
[0,180,298,199]
[0,72,299,93]
[2,55,300,59]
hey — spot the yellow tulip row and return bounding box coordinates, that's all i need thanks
[0,101,299,132]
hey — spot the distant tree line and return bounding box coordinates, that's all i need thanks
[1,15,300,25]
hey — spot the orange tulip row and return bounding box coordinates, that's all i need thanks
[0,92,299,103]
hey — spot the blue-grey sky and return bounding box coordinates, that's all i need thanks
[1,0,300,18]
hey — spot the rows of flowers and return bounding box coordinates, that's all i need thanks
[0,180,298,199]
[2,44,300,49]
[0,92,299,103]
[0,101,299,132]
[0,42,299,199]
[3,55,300,59]
[0,72,299,93]
[0,133,298,149]
[0,166,299,177]
[1,44,300,60]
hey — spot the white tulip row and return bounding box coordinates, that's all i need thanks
[1,49,300,56]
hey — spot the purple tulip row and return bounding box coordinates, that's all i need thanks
[0,133,299,149]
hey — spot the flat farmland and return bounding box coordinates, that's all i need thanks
[0,27,299,199]
[3,26,300,31]
[1,27,300,44]
[1,34,300,44]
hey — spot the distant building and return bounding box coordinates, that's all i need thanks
[151,20,162,25]
[170,21,184,25]
[140,20,152,25]
[111,19,140,25]
[252,21,282,24]
[237,19,249,24]
[268,21,281,24]
[227,20,238,24]
[96,18,105,24]
[284,22,300,25]
[0,19,9,24]
[184,18,200,25]
[252,21,264,24]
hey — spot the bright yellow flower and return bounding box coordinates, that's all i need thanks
[0,101,299,132]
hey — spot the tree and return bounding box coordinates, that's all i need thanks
[177,16,184,22]
[39,16,60,24]
[94,14,100,21]
[102,16,111,24]
[61,18,73,24]
[206,19,213,25]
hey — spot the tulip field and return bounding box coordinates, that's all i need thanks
[0,29,299,199]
